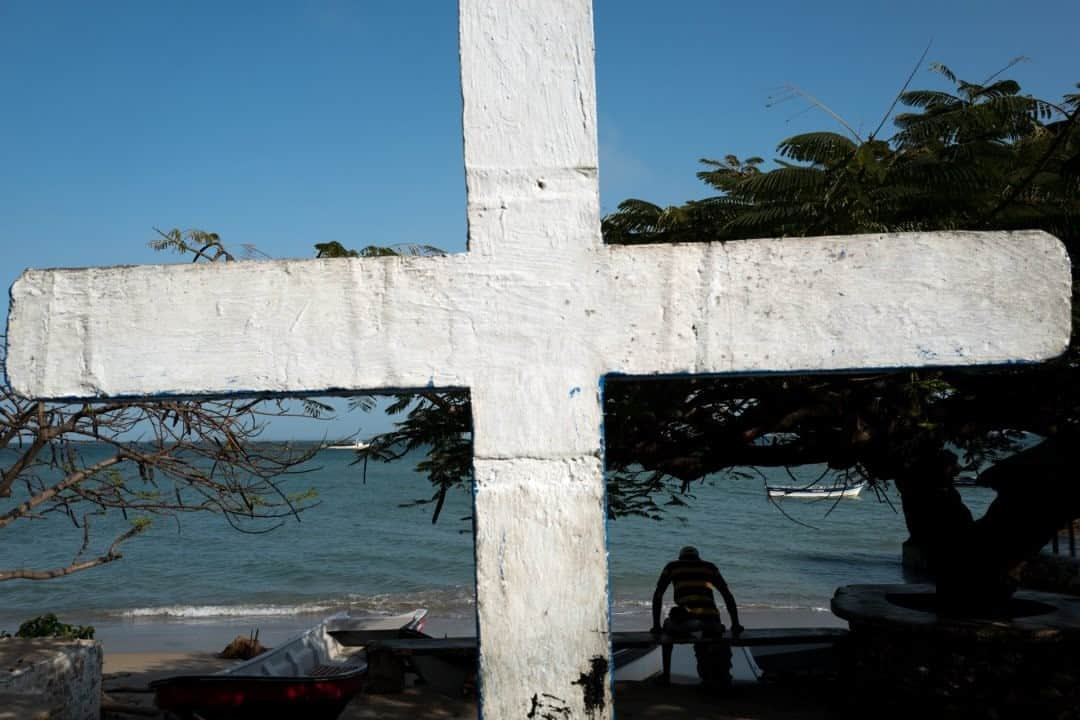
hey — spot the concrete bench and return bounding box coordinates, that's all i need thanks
[612,627,848,648]
[365,628,847,694]
[366,627,847,657]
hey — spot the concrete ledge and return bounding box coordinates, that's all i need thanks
[833,582,1080,637]
[1022,552,1080,596]
[0,692,52,719]
[0,638,102,720]
[832,584,1080,717]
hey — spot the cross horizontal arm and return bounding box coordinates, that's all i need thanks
[6,255,475,400]
[599,230,1072,377]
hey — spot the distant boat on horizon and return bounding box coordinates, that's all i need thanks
[325,440,371,451]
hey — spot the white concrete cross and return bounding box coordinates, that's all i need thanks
[5,1,1071,717]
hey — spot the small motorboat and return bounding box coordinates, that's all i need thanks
[325,608,427,646]
[151,609,427,720]
[325,440,371,451]
[766,482,865,499]
[611,627,849,685]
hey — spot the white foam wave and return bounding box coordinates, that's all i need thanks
[739,602,831,612]
[112,588,477,621]
[609,599,830,614]
[117,603,337,619]
[343,589,476,617]
[114,593,827,622]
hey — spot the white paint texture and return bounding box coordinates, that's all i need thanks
[3,0,1073,717]
[8,232,1072,410]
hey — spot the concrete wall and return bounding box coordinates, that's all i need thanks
[0,639,102,720]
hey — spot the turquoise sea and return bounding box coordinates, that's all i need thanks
[0,444,996,633]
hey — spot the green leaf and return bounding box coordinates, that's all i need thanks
[777,132,857,165]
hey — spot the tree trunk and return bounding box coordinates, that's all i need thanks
[897,436,1080,613]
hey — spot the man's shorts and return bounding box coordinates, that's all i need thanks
[663,606,724,636]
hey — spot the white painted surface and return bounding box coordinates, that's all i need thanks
[8,230,1071,414]
[3,0,1073,717]
[474,457,609,717]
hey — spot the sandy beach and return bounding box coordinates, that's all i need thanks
[99,608,847,719]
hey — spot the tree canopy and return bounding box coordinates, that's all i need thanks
[597,64,1078,507]
[357,64,1080,605]
[604,63,1078,246]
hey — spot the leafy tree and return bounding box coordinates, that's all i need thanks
[312,240,471,523]
[603,65,1080,609]
[362,64,1080,610]
[605,64,1078,245]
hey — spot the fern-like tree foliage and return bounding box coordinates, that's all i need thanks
[605,66,1078,245]
[361,65,1079,611]
[599,65,1080,610]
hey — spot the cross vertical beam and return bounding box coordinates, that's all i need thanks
[460,2,613,716]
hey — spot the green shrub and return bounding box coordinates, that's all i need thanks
[14,614,94,640]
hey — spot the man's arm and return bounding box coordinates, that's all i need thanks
[651,567,671,633]
[714,570,743,637]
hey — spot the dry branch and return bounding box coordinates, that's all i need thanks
[1,332,327,582]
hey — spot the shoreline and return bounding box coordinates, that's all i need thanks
[92,605,841,656]
[99,607,846,719]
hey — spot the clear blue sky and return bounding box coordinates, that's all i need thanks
[2,1,1077,438]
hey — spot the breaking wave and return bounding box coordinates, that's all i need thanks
[609,599,830,615]
[116,603,338,619]
[112,587,477,621]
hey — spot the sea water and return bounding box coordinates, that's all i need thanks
[0,443,995,634]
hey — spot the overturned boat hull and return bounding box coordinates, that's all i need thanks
[151,668,365,720]
[151,609,426,720]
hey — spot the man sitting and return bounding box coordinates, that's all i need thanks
[650,545,743,687]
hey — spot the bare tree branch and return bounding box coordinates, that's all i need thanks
[0,522,148,581]
[0,454,127,528]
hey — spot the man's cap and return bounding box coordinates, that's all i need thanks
[678,546,700,561]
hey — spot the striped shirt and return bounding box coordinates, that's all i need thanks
[656,559,728,618]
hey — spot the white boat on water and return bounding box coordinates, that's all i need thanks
[766,482,865,499]
[325,440,371,451]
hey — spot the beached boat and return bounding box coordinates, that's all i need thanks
[612,627,849,685]
[766,482,865,499]
[392,630,660,695]
[151,609,427,720]
[325,440,371,451]
[747,641,838,678]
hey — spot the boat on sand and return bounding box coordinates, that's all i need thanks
[151,609,427,720]
[386,630,667,695]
